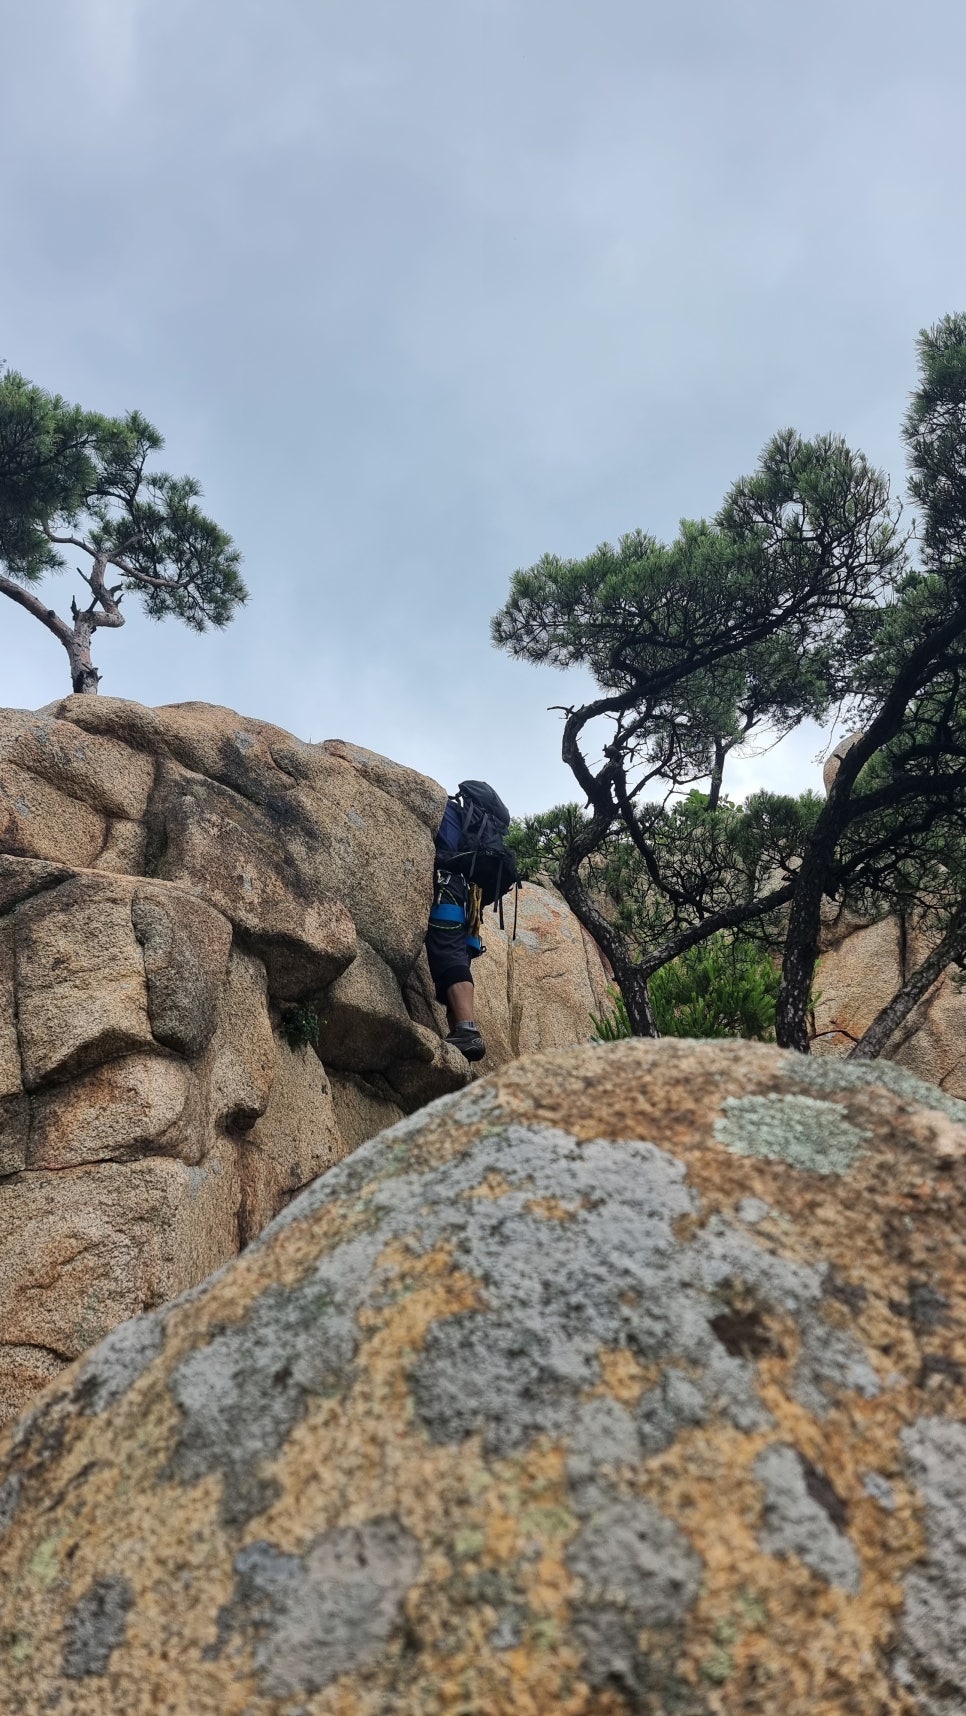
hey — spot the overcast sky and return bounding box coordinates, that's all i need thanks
[2,0,965,814]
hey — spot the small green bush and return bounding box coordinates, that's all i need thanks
[590,986,632,1041]
[651,934,779,1040]
[590,935,780,1043]
[279,1004,321,1051]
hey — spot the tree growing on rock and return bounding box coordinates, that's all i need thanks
[0,367,246,694]
[494,315,966,1051]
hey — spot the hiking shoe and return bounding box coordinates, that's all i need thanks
[446,1023,486,1062]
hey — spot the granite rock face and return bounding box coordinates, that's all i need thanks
[0,699,609,1424]
[814,731,966,1096]
[1,1039,964,1714]
[814,907,966,1099]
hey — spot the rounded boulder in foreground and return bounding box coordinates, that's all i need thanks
[1,1039,965,1715]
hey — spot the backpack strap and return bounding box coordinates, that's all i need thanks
[491,859,503,925]
[457,789,474,843]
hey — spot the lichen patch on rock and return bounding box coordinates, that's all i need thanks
[714,1092,866,1175]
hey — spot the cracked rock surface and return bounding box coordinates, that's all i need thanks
[0,698,610,1425]
[0,1038,964,1713]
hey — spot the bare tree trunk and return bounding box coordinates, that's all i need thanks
[848,903,966,1061]
[707,738,728,812]
[68,610,101,694]
[0,556,124,695]
[555,835,659,1037]
[615,959,659,1037]
[776,606,966,1052]
[775,890,826,1052]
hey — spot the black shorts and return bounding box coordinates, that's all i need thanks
[425,866,482,1003]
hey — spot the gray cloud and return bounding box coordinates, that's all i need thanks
[2,0,964,812]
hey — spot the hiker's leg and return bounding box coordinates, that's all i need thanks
[446,979,476,1027]
[427,869,473,1018]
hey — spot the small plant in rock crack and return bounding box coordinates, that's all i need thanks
[590,985,632,1041]
[279,1004,322,1051]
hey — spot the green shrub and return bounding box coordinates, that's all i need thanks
[590,986,632,1041]
[652,934,779,1040]
[590,935,780,1043]
[279,1004,321,1051]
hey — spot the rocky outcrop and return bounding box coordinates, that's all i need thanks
[814,906,966,1098]
[1,1039,964,1714]
[0,699,610,1424]
[810,731,966,1093]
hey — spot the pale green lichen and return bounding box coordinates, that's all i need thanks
[714,1095,865,1176]
[790,1055,966,1128]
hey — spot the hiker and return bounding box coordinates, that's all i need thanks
[425,780,519,1063]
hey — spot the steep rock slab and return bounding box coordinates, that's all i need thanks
[14,876,156,1088]
[152,766,357,1000]
[403,882,611,1078]
[320,738,448,833]
[313,939,430,1074]
[1,1041,964,1715]
[0,919,26,1173]
[507,884,612,1057]
[0,710,153,872]
[0,709,154,822]
[28,1054,198,1171]
[47,696,438,982]
[0,699,614,1430]
[326,1069,405,1153]
[0,1141,240,1426]
[239,1039,347,1246]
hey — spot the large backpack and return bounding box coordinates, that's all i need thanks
[445,780,519,910]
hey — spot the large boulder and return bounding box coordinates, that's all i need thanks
[1,1040,964,1714]
[0,700,611,1425]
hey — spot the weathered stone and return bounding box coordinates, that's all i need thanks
[0,1140,239,1425]
[813,913,966,1100]
[886,957,966,1098]
[131,883,232,1056]
[507,883,612,1056]
[1,1040,964,1713]
[812,915,903,1052]
[239,1037,347,1244]
[29,1054,196,1170]
[291,748,436,979]
[0,758,107,867]
[207,948,276,1131]
[0,1097,28,1177]
[326,1068,405,1152]
[0,705,152,872]
[0,699,621,1431]
[0,709,154,820]
[470,917,515,1071]
[62,1573,134,1679]
[14,875,154,1088]
[52,698,438,980]
[382,1023,470,1110]
[314,939,429,1073]
[0,1348,63,1430]
[0,853,74,916]
[403,884,608,1077]
[0,918,20,1104]
[320,738,448,831]
[155,770,357,1000]
[93,816,147,873]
